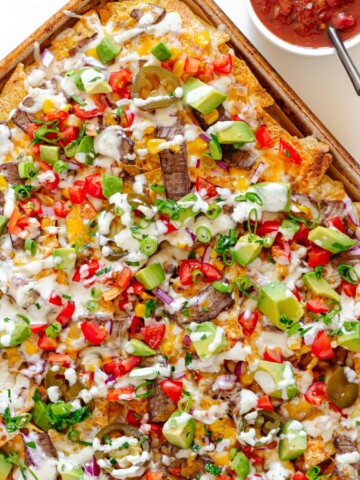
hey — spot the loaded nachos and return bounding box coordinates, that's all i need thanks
[0,0,359,479]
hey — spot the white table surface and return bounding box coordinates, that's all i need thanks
[1,0,359,160]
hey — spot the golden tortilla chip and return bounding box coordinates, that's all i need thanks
[0,64,27,121]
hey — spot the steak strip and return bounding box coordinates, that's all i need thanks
[130,3,166,25]
[24,432,57,466]
[10,109,35,133]
[333,434,360,480]
[69,33,98,56]
[147,380,176,423]
[0,161,23,184]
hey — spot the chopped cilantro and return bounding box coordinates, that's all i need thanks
[185,352,192,366]
[145,299,156,318]
[205,463,222,475]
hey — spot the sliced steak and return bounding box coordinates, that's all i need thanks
[120,135,135,165]
[11,236,25,250]
[192,105,230,130]
[173,284,235,326]
[147,380,176,423]
[24,432,57,466]
[69,33,98,56]
[157,120,190,201]
[10,109,35,133]
[222,145,258,170]
[292,194,349,226]
[130,3,166,25]
[331,250,360,267]
[0,161,23,184]
[333,434,360,480]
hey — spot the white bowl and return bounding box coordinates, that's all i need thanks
[244,0,360,56]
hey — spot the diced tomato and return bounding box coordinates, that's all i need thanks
[238,310,258,336]
[279,138,302,164]
[184,57,201,74]
[307,244,331,267]
[197,62,215,81]
[241,446,263,465]
[292,287,301,301]
[69,180,86,204]
[115,267,133,290]
[43,110,69,123]
[256,221,280,237]
[311,330,334,360]
[38,333,58,351]
[127,409,142,426]
[201,263,222,282]
[217,476,233,480]
[327,215,347,234]
[141,323,166,349]
[307,298,329,314]
[130,316,144,336]
[263,347,283,363]
[169,467,181,477]
[85,174,105,199]
[73,95,107,119]
[255,125,272,148]
[293,473,307,480]
[130,281,145,295]
[159,215,178,234]
[304,382,327,406]
[125,108,135,127]
[56,300,75,326]
[107,386,135,401]
[271,236,291,265]
[121,356,141,374]
[103,356,141,377]
[80,201,97,220]
[16,217,34,230]
[49,290,62,306]
[30,144,41,156]
[58,126,79,148]
[213,53,233,74]
[179,260,222,285]
[37,161,60,190]
[48,353,71,366]
[161,60,175,72]
[109,69,132,98]
[72,259,99,282]
[8,208,23,236]
[160,379,183,404]
[19,198,42,217]
[81,321,108,345]
[146,473,163,480]
[257,395,274,411]
[53,200,72,218]
[30,324,47,334]
[27,123,38,141]
[342,280,357,298]
[118,293,130,312]
[195,177,217,198]
[293,222,310,244]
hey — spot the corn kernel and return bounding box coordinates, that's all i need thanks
[170,46,180,59]
[188,138,208,155]
[24,341,38,355]
[149,190,157,204]
[62,188,70,200]
[161,340,174,356]
[0,175,8,190]
[134,303,146,318]
[85,48,98,59]
[43,99,56,114]
[169,144,180,153]
[63,104,72,112]
[203,109,219,125]
[173,59,185,77]
[214,451,230,466]
[195,30,211,47]
[41,217,50,228]
[145,126,156,135]
[105,114,117,126]
[147,139,165,154]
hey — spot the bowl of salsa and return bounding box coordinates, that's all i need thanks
[245,0,360,55]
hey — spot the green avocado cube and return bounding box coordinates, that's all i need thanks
[52,248,77,270]
[0,453,12,480]
[251,182,291,212]
[216,121,255,145]
[278,420,307,461]
[151,41,172,61]
[187,322,227,359]
[135,263,165,290]
[125,339,156,356]
[254,360,297,400]
[302,272,340,302]
[40,145,60,165]
[96,36,121,64]
[308,226,356,254]
[182,77,226,115]
[337,322,360,352]
[32,400,51,432]
[257,281,304,330]
[163,412,196,448]
[80,67,112,94]
[231,452,250,480]
[60,467,84,480]
[234,234,263,267]
[102,174,123,199]
[0,323,31,348]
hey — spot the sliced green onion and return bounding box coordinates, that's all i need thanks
[196,226,212,243]
[338,264,360,284]
[151,184,165,192]
[192,269,203,284]
[288,202,321,229]
[86,300,99,312]
[53,160,68,174]
[91,287,102,299]
[45,321,62,339]
[205,204,222,219]
[234,276,257,300]
[235,191,263,206]
[135,381,154,399]
[114,206,124,217]
[131,226,144,241]
[263,235,274,248]
[200,153,216,169]
[177,390,193,413]
[125,260,140,266]
[222,249,235,265]
[136,217,152,229]
[140,237,158,256]
[24,239,36,257]
[212,281,232,293]
[247,208,258,241]
[85,213,101,237]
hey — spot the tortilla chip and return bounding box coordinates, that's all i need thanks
[0,64,27,121]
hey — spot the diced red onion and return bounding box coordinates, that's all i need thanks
[81,55,107,70]
[41,48,54,67]
[21,360,46,379]
[195,158,200,168]
[107,318,113,335]
[21,433,45,467]
[348,244,360,255]
[202,245,212,264]
[41,206,55,217]
[183,334,191,346]
[153,287,174,305]
[199,133,210,142]
[344,196,359,226]
[216,160,228,170]
[174,372,185,379]
[67,161,81,170]
[250,161,266,184]
[186,228,197,242]
[84,456,101,476]
[234,361,243,376]
[105,374,116,384]
[235,84,248,97]
[157,126,177,139]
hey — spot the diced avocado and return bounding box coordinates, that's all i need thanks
[251,182,291,212]
[234,234,263,267]
[75,136,95,165]
[254,360,297,400]
[40,145,60,165]
[80,67,112,94]
[182,77,226,115]
[163,412,196,448]
[308,226,356,254]
[280,219,300,241]
[257,281,304,330]
[151,41,172,61]
[0,216,8,236]
[337,321,360,352]
[60,467,84,480]
[231,452,250,480]
[102,174,123,199]
[135,263,165,290]
[32,400,51,432]
[52,248,77,270]
[216,121,255,145]
[0,453,12,480]
[96,36,121,64]
[186,322,227,360]
[302,272,340,302]
[0,323,31,348]
[278,420,307,461]
[125,339,156,356]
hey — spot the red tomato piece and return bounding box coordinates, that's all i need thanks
[213,53,233,74]
[255,125,273,148]
[58,126,79,148]
[263,347,283,363]
[307,298,329,314]
[73,95,107,119]
[85,174,105,199]
[30,324,47,334]
[179,259,202,286]
[195,177,217,198]
[38,333,58,351]
[279,138,302,164]
[129,281,145,295]
[56,300,76,326]
[256,221,280,237]
[53,200,72,218]
[104,356,141,377]
[146,474,163,480]
[127,409,142,426]
[115,267,133,290]
[109,69,132,97]
[311,330,334,360]
[197,62,215,81]
[159,215,178,233]
[327,215,347,233]
[8,208,23,236]
[141,323,166,349]
[292,287,301,301]
[160,379,183,404]
[48,353,71,367]
[184,57,201,74]
[49,290,62,306]
[125,109,135,127]
[293,222,310,244]
[257,395,274,411]
[342,280,357,298]
[72,259,99,282]
[307,244,331,267]
[238,310,258,336]
[130,316,144,336]
[241,446,263,465]
[43,110,69,123]
[161,60,175,72]
[27,123,38,141]
[81,321,108,345]
[293,473,307,480]
[201,263,223,282]
[107,386,135,401]
[304,382,327,406]
[69,180,86,204]
[38,162,60,190]
[271,237,291,265]
[19,198,42,217]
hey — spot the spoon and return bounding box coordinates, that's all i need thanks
[327,26,360,95]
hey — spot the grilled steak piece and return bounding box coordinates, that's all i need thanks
[192,105,230,130]
[173,284,235,326]
[10,109,35,133]
[0,161,23,184]
[119,134,135,165]
[25,432,57,466]
[331,250,360,266]
[157,120,190,201]
[130,3,166,25]
[222,145,258,170]
[292,194,350,226]
[147,380,176,423]
[333,434,360,480]
[69,33,98,56]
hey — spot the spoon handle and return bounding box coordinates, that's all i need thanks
[327,26,360,95]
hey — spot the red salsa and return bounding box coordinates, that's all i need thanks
[251,0,360,48]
